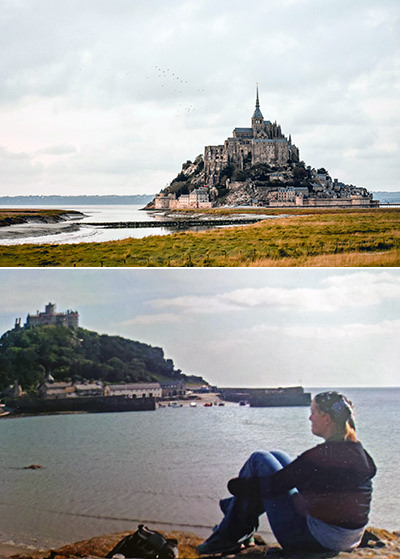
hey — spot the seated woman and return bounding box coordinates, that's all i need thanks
[197,391,376,555]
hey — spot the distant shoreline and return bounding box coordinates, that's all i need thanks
[0,191,398,206]
[0,195,154,205]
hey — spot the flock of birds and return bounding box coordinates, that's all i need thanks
[146,65,206,118]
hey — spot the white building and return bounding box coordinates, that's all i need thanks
[104,383,162,398]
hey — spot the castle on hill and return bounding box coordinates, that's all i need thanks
[204,85,299,186]
[14,302,79,330]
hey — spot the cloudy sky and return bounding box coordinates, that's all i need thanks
[1,268,399,387]
[0,0,399,196]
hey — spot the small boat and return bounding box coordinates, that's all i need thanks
[189,402,197,407]
[203,402,213,407]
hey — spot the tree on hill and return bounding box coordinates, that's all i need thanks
[164,155,205,198]
[0,325,203,392]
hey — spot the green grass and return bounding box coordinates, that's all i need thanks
[0,208,399,267]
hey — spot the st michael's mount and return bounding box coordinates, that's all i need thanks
[152,86,377,210]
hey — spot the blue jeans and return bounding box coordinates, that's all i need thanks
[215,450,326,552]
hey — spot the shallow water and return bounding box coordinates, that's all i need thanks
[0,205,174,245]
[0,205,283,245]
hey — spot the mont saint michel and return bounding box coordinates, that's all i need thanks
[154,87,376,210]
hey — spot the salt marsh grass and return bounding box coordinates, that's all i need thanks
[0,208,399,267]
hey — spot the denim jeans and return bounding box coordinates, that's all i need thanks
[215,450,326,552]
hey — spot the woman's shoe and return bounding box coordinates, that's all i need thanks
[196,531,241,555]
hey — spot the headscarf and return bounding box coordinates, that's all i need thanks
[314,391,355,429]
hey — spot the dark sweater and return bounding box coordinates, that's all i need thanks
[259,441,377,529]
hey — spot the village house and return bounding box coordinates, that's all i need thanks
[37,379,162,400]
[160,380,186,398]
[38,382,76,399]
[73,383,104,398]
[104,383,162,399]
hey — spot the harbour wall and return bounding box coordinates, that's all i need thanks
[6,395,156,414]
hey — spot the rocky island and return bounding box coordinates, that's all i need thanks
[150,87,376,210]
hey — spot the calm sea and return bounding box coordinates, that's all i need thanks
[0,387,398,550]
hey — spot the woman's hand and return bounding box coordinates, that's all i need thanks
[227,477,260,497]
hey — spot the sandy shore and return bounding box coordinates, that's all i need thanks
[0,221,82,241]
[0,543,35,559]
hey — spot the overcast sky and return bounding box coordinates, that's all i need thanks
[0,0,399,196]
[1,268,399,388]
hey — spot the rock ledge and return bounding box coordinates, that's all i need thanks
[9,528,400,559]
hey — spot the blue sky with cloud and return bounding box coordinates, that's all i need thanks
[1,268,399,387]
[0,0,399,195]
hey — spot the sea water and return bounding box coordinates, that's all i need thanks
[0,387,398,549]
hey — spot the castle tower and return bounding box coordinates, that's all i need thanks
[45,302,56,315]
[251,84,264,131]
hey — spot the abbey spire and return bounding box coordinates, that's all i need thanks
[252,84,263,119]
[252,84,264,130]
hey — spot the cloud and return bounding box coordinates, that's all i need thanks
[153,294,240,314]
[152,271,400,315]
[0,0,399,194]
[321,272,400,305]
[251,319,400,340]
[36,144,77,156]
[121,313,182,326]
[0,146,43,183]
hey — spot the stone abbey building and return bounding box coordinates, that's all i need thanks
[204,86,299,186]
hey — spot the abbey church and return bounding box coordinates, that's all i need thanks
[204,86,299,186]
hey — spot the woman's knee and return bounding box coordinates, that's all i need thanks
[269,450,292,467]
[246,450,285,475]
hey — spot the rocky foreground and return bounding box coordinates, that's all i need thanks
[8,527,400,559]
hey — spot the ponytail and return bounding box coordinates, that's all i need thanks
[343,418,357,442]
